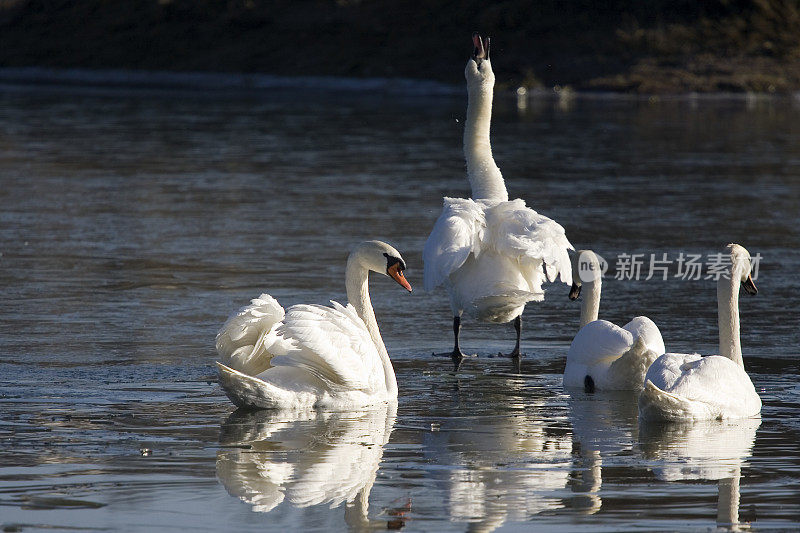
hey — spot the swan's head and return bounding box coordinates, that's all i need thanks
[728,243,758,295]
[568,250,602,300]
[352,240,412,292]
[465,32,494,90]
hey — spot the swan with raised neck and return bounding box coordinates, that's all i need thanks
[423,33,574,369]
[464,33,508,202]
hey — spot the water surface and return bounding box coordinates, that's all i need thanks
[1,83,799,531]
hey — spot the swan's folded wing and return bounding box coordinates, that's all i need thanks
[423,197,486,291]
[651,355,758,408]
[216,293,285,375]
[485,199,573,285]
[567,320,634,367]
[270,302,384,394]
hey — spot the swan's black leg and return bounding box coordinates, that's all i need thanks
[451,316,466,371]
[503,315,522,358]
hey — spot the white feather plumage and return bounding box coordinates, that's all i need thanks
[638,244,761,421]
[215,241,409,410]
[423,39,572,332]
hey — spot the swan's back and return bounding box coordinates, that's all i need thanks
[217,300,392,409]
[270,302,385,394]
[622,316,665,356]
[564,319,661,391]
[484,198,572,286]
[423,197,572,320]
[639,353,762,420]
[566,320,633,369]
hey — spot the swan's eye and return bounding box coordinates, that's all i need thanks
[383,253,405,274]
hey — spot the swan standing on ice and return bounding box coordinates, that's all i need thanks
[639,243,761,421]
[564,250,665,392]
[423,33,573,370]
[215,240,412,410]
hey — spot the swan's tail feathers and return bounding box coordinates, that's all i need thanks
[216,362,291,410]
[216,294,285,376]
[638,379,699,421]
[473,290,542,323]
[608,336,660,390]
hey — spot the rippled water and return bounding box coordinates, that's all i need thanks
[1,83,799,531]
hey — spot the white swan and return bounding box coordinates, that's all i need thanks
[639,243,761,421]
[215,240,412,410]
[563,250,665,391]
[423,33,573,369]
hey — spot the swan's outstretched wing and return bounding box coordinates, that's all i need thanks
[423,197,486,291]
[270,301,385,394]
[216,294,285,375]
[640,353,762,420]
[485,199,573,285]
[622,316,666,356]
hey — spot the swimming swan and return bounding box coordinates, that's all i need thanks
[215,240,412,409]
[423,33,572,370]
[564,250,665,392]
[638,244,761,421]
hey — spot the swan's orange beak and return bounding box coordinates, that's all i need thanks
[388,263,412,292]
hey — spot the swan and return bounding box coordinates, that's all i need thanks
[215,240,412,410]
[423,33,573,370]
[638,243,761,421]
[563,250,665,392]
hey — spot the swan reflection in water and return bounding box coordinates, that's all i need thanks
[423,376,573,532]
[639,417,761,530]
[216,404,405,530]
[567,390,641,515]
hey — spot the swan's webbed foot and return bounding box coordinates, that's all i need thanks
[431,349,475,371]
[499,347,523,358]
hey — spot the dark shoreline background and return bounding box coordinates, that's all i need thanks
[1,0,799,94]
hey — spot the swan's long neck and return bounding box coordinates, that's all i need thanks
[579,278,601,329]
[345,257,397,397]
[464,79,508,201]
[717,273,743,367]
